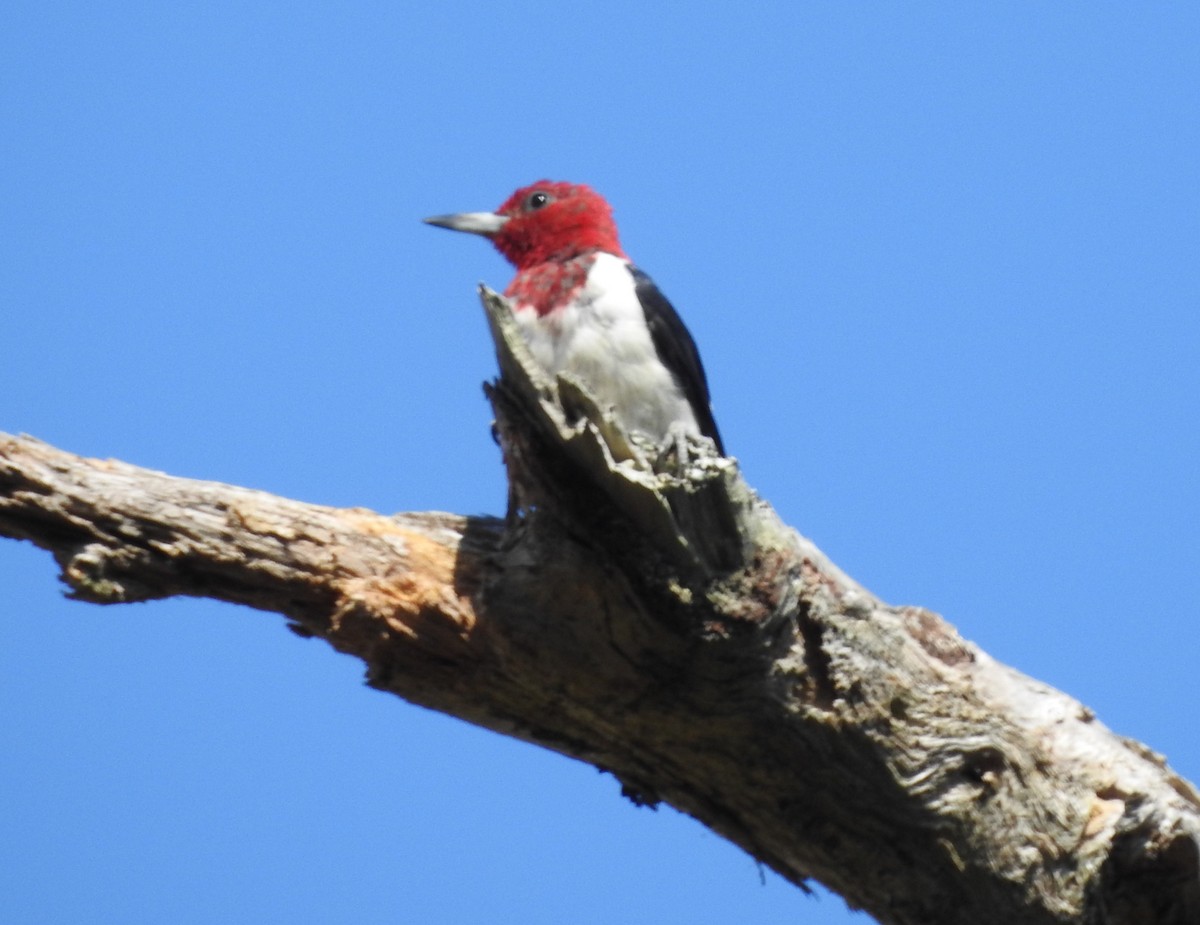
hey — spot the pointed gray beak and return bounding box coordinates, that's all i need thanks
[423,211,509,236]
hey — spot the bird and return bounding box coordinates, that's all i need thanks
[424,180,724,458]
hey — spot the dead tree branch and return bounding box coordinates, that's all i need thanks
[2,287,1198,925]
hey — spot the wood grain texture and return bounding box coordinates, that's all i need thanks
[2,289,1197,925]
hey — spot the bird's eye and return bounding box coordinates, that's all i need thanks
[526,191,551,211]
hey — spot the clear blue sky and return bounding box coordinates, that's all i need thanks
[2,4,1197,924]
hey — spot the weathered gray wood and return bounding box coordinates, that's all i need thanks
[2,286,1197,924]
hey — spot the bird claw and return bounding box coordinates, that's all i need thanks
[651,425,720,474]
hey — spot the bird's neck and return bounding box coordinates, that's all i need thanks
[505,253,604,317]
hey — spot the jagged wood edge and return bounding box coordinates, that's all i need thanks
[478,283,754,573]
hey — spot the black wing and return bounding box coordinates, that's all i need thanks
[629,266,725,456]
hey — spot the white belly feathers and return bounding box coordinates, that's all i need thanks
[511,253,699,445]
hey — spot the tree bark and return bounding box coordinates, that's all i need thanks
[2,288,1198,925]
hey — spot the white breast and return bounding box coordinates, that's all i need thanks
[511,253,700,445]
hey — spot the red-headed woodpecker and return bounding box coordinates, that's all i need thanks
[424,181,724,457]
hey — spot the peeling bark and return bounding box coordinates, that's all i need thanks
[2,287,1198,925]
